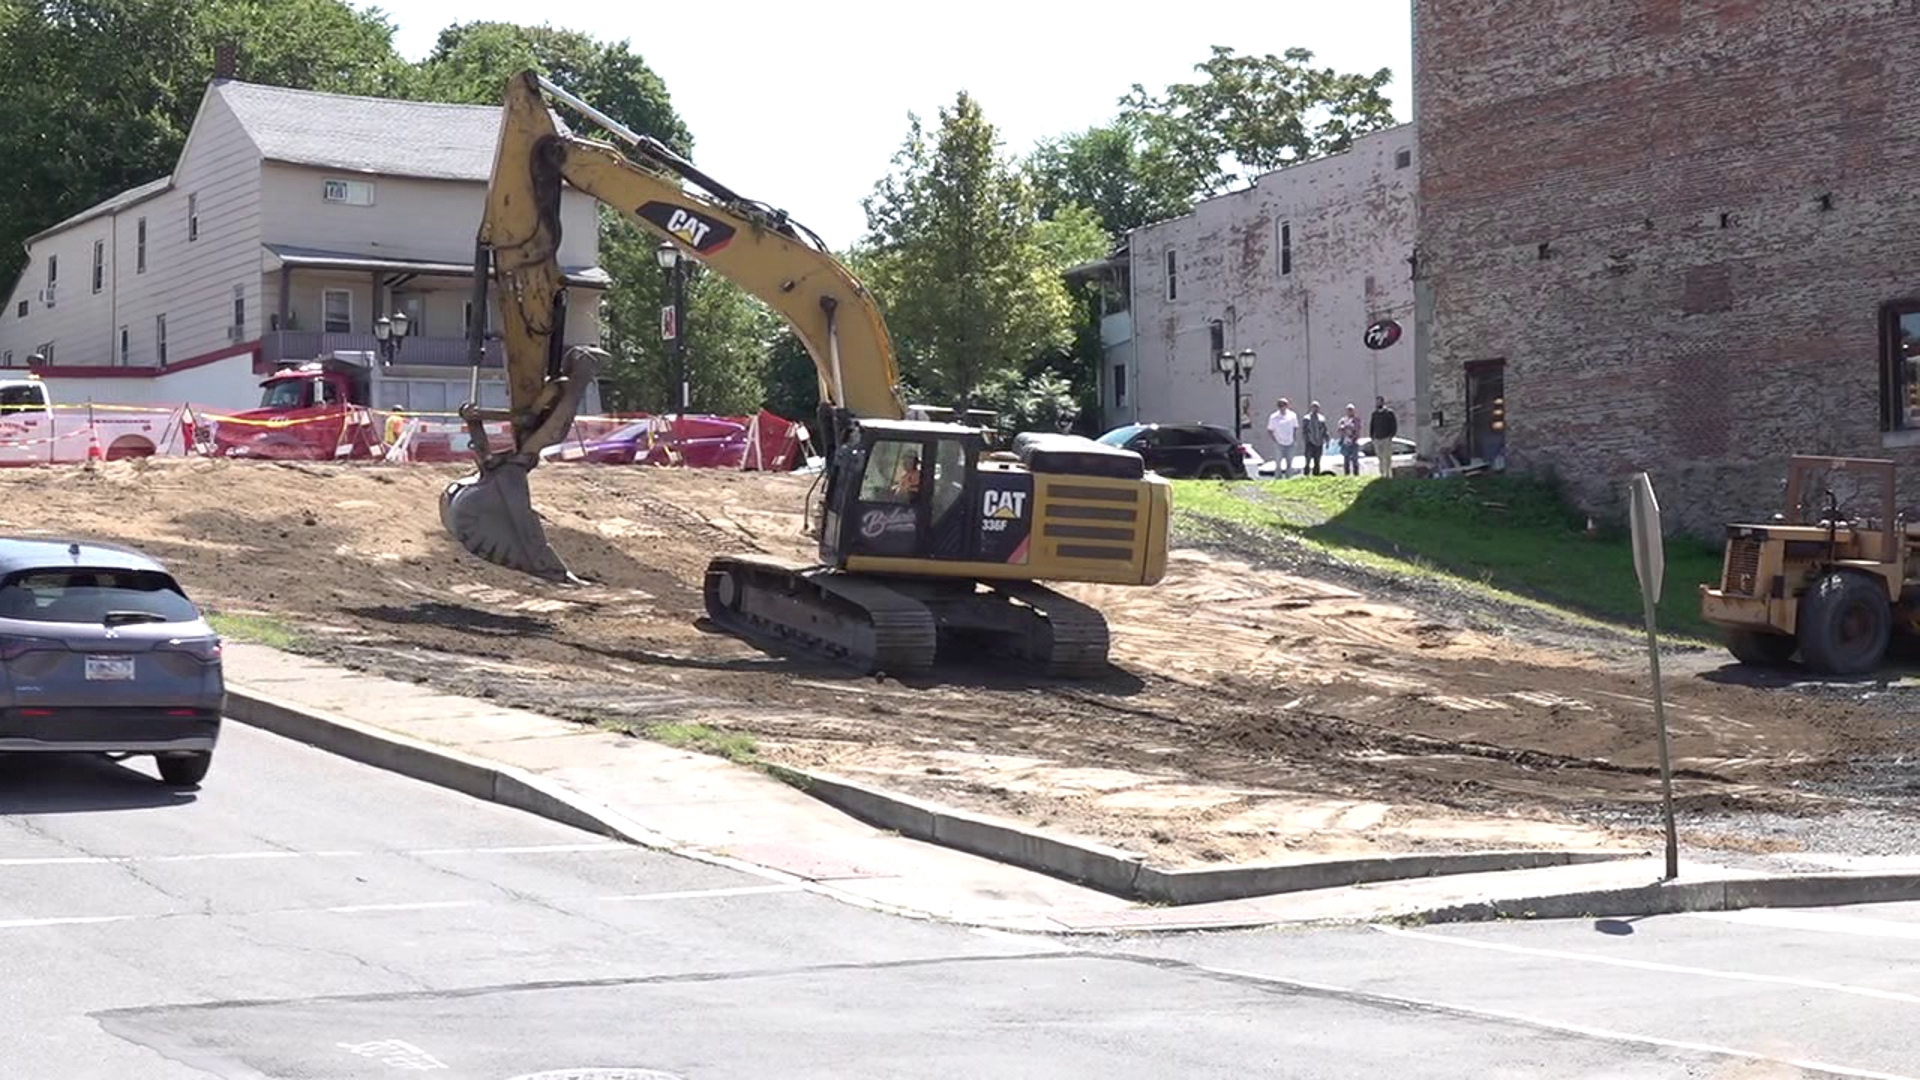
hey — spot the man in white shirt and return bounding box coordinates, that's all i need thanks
[1266,398,1299,479]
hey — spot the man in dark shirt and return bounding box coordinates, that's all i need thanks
[1369,396,1398,479]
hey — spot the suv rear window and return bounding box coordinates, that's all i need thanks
[0,568,200,624]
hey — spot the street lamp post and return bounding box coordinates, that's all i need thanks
[1216,348,1255,441]
[656,242,689,413]
[372,310,411,368]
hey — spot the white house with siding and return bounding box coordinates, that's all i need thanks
[0,76,608,412]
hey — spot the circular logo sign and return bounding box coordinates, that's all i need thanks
[1363,319,1402,351]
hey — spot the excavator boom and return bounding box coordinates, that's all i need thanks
[441,71,907,581]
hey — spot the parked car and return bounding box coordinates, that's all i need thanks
[1257,436,1420,477]
[541,420,654,465]
[1096,423,1253,479]
[0,539,223,787]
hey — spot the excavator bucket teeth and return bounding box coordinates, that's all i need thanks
[440,464,581,583]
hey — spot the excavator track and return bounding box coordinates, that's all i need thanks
[987,581,1113,679]
[703,555,938,676]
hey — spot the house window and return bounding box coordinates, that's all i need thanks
[187,193,198,241]
[91,240,104,294]
[1881,301,1920,431]
[155,314,167,365]
[1164,249,1177,301]
[37,342,53,365]
[1395,148,1412,170]
[2,351,10,367]
[136,217,147,273]
[1112,363,1127,409]
[1280,222,1293,276]
[119,325,129,366]
[232,284,245,334]
[323,178,375,206]
[14,301,24,318]
[463,299,496,336]
[323,289,352,334]
[45,255,55,308]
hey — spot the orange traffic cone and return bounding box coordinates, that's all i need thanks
[85,425,103,467]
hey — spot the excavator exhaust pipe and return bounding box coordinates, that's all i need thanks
[440,462,581,584]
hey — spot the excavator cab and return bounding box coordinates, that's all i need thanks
[818,421,993,566]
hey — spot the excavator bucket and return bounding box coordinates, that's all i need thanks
[440,463,581,583]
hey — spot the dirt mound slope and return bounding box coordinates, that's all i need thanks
[9,458,1905,866]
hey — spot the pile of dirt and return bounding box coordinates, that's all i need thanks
[10,458,1910,866]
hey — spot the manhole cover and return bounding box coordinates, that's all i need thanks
[507,1072,685,1080]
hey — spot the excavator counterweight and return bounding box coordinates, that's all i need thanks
[444,71,1172,678]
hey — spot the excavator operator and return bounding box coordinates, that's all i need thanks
[891,452,921,499]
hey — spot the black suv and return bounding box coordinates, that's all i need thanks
[1097,423,1250,479]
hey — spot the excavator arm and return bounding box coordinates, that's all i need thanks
[441,70,907,580]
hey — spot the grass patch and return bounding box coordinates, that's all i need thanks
[206,611,306,651]
[1171,474,1725,642]
[634,720,760,766]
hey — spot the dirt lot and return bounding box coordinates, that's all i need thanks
[10,458,1912,867]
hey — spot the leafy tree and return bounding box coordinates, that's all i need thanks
[859,92,1076,410]
[1120,45,1396,197]
[0,0,407,283]
[1025,120,1193,238]
[762,330,821,424]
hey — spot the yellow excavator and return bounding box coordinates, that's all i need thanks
[440,71,1170,677]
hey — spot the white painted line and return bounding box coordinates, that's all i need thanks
[1687,908,1920,941]
[1374,925,1920,1006]
[0,841,631,868]
[322,900,480,915]
[0,914,142,930]
[597,884,803,903]
[1196,962,1920,1080]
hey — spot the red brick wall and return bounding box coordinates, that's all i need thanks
[1416,0,1920,533]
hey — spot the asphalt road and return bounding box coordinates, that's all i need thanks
[9,723,1920,1079]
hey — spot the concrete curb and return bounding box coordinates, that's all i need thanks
[1411,871,1920,925]
[768,765,1633,906]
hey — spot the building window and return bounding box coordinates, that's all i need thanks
[323,178,375,206]
[119,325,129,366]
[1395,149,1412,170]
[1164,249,1177,301]
[232,284,245,334]
[45,255,55,308]
[463,299,496,336]
[1280,222,1293,276]
[37,342,53,365]
[188,193,199,241]
[14,301,24,318]
[323,289,352,334]
[3,351,10,367]
[136,217,147,273]
[1209,319,1225,359]
[1112,363,1127,409]
[1882,301,1920,431]
[91,240,104,294]
[155,314,167,365]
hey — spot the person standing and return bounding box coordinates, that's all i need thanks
[1300,401,1329,477]
[1337,404,1362,476]
[1369,396,1398,478]
[1266,398,1299,479]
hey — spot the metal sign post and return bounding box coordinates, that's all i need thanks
[1628,472,1680,880]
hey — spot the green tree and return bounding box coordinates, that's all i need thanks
[1120,45,1396,197]
[0,0,407,283]
[1025,120,1193,237]
[414,22,778,416]
[860,92,1076,410]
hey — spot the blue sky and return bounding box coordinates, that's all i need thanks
[376,1,1413,250]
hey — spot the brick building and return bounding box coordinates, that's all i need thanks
[1413,0,1920,533]
[1074,125,1418,445]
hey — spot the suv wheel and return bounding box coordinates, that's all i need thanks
[156,752,212,788]
[1196,462,1232,480]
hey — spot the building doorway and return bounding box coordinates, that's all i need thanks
[1465,359,1506,463]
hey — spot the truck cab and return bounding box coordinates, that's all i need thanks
[210,360,378,461]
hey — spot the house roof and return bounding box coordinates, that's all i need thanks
[263,244,610,288]
[24,177,171,246]
[215,80,570,182]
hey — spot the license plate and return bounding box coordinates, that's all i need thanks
[85,655,135,681]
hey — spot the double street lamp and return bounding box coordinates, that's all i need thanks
[1216,348,1256,441]
[372,310,411,368]
[656,242,692,413]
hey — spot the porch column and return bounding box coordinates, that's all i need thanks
[370,270,383,333]
[277,267,291,330]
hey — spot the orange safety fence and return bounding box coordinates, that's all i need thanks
[0,400,813,470]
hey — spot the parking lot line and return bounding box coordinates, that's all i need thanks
[1192,962,1920,1080]
[0,841,630,868]
[1373,925,1920,1006]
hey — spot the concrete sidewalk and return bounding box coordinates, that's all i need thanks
[220,642,1920,933]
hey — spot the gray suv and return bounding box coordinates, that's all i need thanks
[0,539,223,787]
